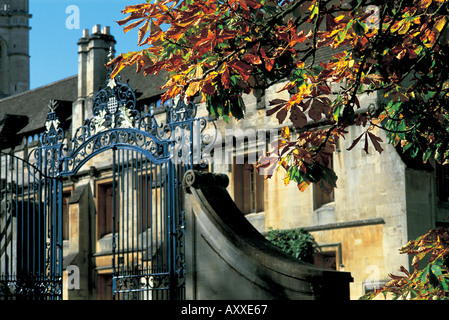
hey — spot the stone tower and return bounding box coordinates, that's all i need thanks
[0,0,30,98]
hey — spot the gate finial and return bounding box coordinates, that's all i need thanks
[43,99,63,148]
[108,46,115,62]
[48,99,58,112]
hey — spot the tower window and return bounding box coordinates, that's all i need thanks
[0,2,10,12]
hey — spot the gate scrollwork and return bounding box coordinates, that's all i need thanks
[37,74,216,176]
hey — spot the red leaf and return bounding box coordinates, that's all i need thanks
[229,60,253,81]
[266,104,285,116]
[256,154,278,178]
[290,105,308,128]
[242,53,262,65]
[364,133,369,154]
[123,18,147,33]
[244,0,262,9]
[308,104,322,122]
[260,46,268,59]
[298,181,311,192]
[346,132,365,151]
[276,107,288,124]
[260,47,274,71]
[317,84,331,95]
[269,99,288,106]
[202,82,215,95]
[326,14,338,29]
[368,131,384,154]
[221,66,230,88]
[265,59,275,72]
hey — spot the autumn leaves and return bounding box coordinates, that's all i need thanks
[109,0,449,193]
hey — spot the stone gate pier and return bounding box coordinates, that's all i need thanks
[183,170,353,300]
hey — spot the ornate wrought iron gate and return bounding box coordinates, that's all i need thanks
[0,72,213,300]
[0,150,63,300]
[110,148,188,300]
[63,76,211,300]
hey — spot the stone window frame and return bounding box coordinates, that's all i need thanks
[95,178,118,240]
[232,153,265,215]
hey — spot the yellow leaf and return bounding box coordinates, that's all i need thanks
[138,19,150,45]
[390,20,402,33]
[308,1,319,19]
[185,81,201,97]
[195,64,203,78]
[334,15,345,23]
[435,16,447,32]
[420,0,432,9]
[121,4,152,14]
[281,126,291,141]
[123,18,147,33]
[110,63,125,79]
[283,173,291,186]
[398,20,411,35]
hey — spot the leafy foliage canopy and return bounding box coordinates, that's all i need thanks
[110,0,449,300]
[109,0,449,193]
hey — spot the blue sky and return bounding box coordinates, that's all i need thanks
[29,0,144,89]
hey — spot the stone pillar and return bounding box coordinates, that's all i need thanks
[63,182,97,300]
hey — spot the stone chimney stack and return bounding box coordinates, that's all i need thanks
[77,24,116,98]
[74,25,116,132]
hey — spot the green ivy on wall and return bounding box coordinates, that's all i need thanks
[266,228,318,264]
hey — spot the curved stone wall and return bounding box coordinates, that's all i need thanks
[183,170,353,300]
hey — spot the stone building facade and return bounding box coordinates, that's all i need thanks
[210,84,439,299]
[0,2,446,300]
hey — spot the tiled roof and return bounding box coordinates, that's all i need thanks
[0,75,78,135]
[0,66,168,147]
[117,66,167,102]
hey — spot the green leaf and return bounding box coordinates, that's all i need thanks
[230,95,245,120]
[428,265,440,288]
[410,145,420,159]
[431,264,443,277]
[353,20,366,36]
[337,20,355,43]
[441,277,449,291]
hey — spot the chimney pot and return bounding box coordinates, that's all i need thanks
[82,29,89,38]
[102,26,110,35]
[92,24,101,34]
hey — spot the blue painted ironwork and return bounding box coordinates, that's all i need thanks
[45,73,212,299]
[0,69,215,300]
[0,118,63,300]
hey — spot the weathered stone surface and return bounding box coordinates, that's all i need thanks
[183,170,353,300]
